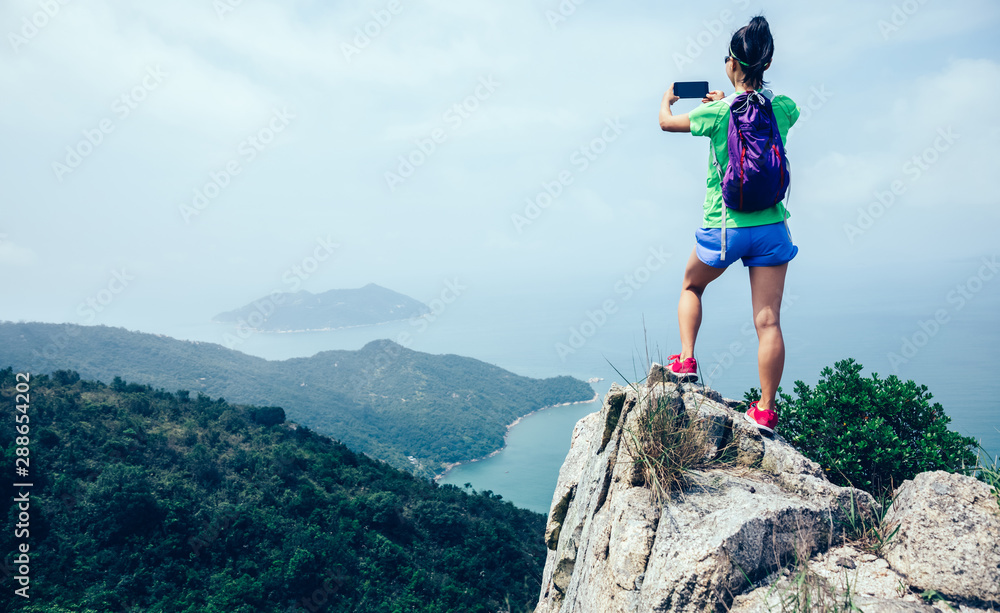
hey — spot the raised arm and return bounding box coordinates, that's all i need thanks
[660,88,726,133]
[659,85,690,132]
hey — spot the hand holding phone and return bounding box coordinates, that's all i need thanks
[702,90,725,103]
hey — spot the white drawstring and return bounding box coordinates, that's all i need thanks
[783,157,792,242]
[732,90,765,115]
[721,206,727,261]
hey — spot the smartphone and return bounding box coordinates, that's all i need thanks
[673,81,709,99]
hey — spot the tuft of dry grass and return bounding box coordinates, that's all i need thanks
[764,558,863,613]
[837,488,900,555]
[622,386,732,503]
[758,528,864,613]
[608,331,734,504]
[722,523,865,613]
[974,443,1000,511]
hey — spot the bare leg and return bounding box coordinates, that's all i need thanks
[678,248,727,360]
[748,263,788,412]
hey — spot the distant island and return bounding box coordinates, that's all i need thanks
[0,322,594,478]
[213,283,430,332]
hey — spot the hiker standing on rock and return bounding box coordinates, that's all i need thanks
[658,15,800,434]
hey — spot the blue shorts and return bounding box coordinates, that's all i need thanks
[695,221,798,268]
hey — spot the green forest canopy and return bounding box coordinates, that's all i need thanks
[0,369,547,613]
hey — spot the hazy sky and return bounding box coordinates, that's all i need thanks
[2,0,999,330]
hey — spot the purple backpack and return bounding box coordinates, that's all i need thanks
[711,89,791,257]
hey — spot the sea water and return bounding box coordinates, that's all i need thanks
[159,264,1000,514]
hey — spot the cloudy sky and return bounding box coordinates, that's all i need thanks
[2,0,998,330]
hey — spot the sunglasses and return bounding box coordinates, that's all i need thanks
[724,55,771,69]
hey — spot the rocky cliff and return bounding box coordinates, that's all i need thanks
[535,365,999,613]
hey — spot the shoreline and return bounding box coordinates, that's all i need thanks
[433,390,601,482]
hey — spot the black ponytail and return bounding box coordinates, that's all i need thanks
[729,15,774,91]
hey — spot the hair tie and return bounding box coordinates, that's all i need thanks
[729,46,750,67]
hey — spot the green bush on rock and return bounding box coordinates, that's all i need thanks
[745,358,977,498]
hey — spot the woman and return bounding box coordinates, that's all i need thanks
[657,15,799,434]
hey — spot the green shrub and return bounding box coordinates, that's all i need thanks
[745,358,977,497]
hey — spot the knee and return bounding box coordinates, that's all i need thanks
[754,308,780,332]
[682,279,706,298]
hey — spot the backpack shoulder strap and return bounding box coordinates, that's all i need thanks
[715,93,741,258]
[710,93,740,181]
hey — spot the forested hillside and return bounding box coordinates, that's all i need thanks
[0,322,594,477]
[0,369,546,612]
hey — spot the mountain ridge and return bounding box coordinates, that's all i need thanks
[0,321,594,478]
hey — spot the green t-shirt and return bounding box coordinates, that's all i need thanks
[688,91,800,228]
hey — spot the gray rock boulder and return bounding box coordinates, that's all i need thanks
[534,367,876,613]
[882,470,1000,607]
[729,544,940,612]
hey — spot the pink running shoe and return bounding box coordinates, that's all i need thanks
[744,401,778,434]
[667,354,698,381]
